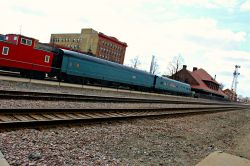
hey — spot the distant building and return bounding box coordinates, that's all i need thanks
[50,28,127,64]
[170,65,226,98]
[223,89,237,101]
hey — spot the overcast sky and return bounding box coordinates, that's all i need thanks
[1,0,250,96]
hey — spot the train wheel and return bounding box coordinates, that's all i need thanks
[30,71,45,80]
[20,71,29,78]
[20,71,26,78]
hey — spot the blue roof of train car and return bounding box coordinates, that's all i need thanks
[62,49,155,77]
[158,76,191,87]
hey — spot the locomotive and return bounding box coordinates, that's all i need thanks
[0,34,191,96]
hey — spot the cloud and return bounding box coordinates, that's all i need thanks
[163,18,246,44]
[171,0,238,9]
[224,56,250,63]
[196,49,250,95]
[240,0,250,11]
[11,5,45,16]
[219,71,233,77]
[0,0,249,96]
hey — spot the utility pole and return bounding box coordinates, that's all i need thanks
[149,55,155,74]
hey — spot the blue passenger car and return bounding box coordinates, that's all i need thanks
[0,34,4,41]
[155,76,191,95]
[60,49,155,88]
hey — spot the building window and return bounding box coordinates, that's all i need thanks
[2,47,9,55]
[44,55,50,63]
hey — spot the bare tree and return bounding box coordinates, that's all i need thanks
[130,56,141,69]
[167,54,184,77]
[238,95,243,102]
[219,83,225,90]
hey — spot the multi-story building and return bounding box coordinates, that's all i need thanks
[50,28,127,64]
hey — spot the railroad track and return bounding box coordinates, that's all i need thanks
[0,89,239,106]
[0,106,248,128]
[0,70,20,77]
[0,90,248,128]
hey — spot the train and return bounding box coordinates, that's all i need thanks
[0,33,192,96]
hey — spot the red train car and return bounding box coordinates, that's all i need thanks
[0,34,56,79]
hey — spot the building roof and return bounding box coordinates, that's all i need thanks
[7,34,36,41]
[98,32,127,47]
[188,68,226,97]
[223,89,236,94]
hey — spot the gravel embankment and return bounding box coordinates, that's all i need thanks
[0,109,250,165]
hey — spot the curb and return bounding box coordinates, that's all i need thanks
[0,151,10,166]
[196,151,250,166]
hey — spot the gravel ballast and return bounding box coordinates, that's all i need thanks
[0,109,250,165]
[0,77,249,165]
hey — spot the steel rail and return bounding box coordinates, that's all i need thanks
[0,70,20,77]
[0,106,247,128]
[0,89,238,105]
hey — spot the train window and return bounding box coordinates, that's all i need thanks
[21,38,26,44]
[27,39,32,46]
[44,55,50,63]
[21,38,32,46]
[2,47,9,55]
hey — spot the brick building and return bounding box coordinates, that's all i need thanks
[170,65,226,99]
[223,89,237,101]
[50,28,127,64]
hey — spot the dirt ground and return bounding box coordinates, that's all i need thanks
[0,109,249,166]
